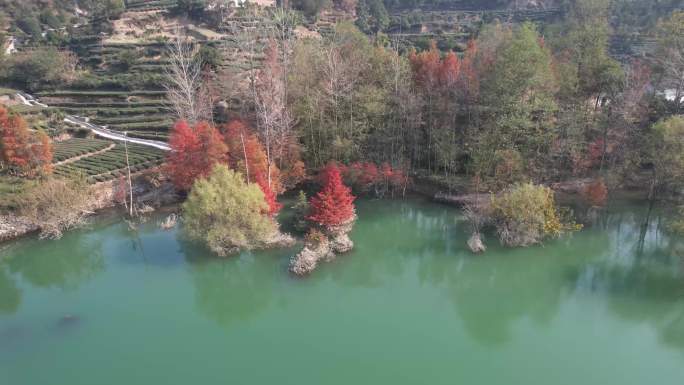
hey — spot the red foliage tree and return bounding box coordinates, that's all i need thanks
[460,39,480,102]
[439,51,461,88]
[29,130,53,175]
[255,174,282,216]
[308,163,356,228]
[113,175,128,205]
[165,120,228,190]
[222,119,283,194]
[340,161,409,196]
[0,106,52,176]
[583,178,608,207]
[409,40,441,90]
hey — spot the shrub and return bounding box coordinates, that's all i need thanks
[292,190,310,232]
[490,183,580,247]
[19,177,95,239]
[669,206,684,236]
[3,48,78,91]
[116,50,139,71]
[17,16,41,37]
[182,165,276,256]
[492,149,525,189]
[304,228,327,246]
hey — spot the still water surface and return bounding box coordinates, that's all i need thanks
[1,198,683,385]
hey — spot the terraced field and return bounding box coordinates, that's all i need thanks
[125,0,179,11]
[53,138,114,163]
[38,89,172,141]
[387,8,561,50]
[53,143,166,183]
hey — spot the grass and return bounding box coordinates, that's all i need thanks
[0,87,18,96]
[0,174,29,212]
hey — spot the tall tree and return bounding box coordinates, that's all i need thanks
[255,40,293,190]
[653,10,684,112]
[164,34,213,124]
[477,23,558,180]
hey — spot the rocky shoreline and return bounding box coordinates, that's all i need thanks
[0,174,179,244]
[0,215,39,243]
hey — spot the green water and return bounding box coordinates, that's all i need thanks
[1,198,683,385]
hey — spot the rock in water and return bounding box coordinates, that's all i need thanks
[290,246,323,276]
[467,232,486,254]
[289,236,333,276]
[330,233,353,254]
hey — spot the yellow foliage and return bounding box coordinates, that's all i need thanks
[491,183,581,247]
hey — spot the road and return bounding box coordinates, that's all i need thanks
[16,92,171,151]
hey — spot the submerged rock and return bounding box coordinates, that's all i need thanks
[330,233,353,254]
[290,235,333,276]
[467,232,486,254]
[55,314,81,330]
[159,213,178,230]
[290,218,356,276]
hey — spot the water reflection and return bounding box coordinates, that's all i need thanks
[0,229,106,317]
[0,266,20,315]
[1,197,683,358]
[181,238,287,328]
[572,205,684,352]
[7,236,105,290]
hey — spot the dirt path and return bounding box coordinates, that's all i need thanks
[53,143,116,166]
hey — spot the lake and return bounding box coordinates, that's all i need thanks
[1,198,683,385]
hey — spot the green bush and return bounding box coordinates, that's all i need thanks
[669,206,684,236]
[183,165,276,256]
[17,16,41,37]
[2,48,77,91]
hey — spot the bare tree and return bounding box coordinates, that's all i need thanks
[254,39,294,188]
[164,32,212,123]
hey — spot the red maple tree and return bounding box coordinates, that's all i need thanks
[308,163,356,228]
[165,120,228,190]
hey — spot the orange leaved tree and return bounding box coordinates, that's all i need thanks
[165,120,228,190]
[0,106,52,176]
